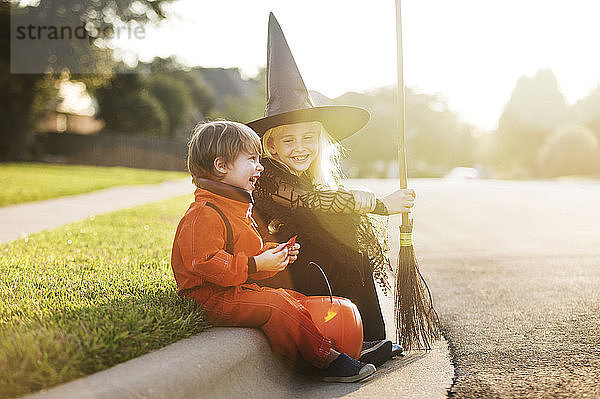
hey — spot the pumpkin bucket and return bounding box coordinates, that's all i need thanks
[298,262,363,359]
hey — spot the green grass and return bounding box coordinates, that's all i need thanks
[0,163,188,207]
[0,194,208,398]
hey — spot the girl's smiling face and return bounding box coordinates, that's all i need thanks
[267,122,320,174]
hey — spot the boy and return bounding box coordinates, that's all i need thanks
[171,121,376,382]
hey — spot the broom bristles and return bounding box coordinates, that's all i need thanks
[395,223,440,350]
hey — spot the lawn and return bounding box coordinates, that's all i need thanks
[0,194,208,398]
[0,163,188,207]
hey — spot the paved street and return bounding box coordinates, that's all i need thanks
[361,178,600,398]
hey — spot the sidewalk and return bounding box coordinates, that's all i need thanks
[2,180,453,398]
[0,179,194,243]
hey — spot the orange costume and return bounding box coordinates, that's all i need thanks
[171,178,332,367]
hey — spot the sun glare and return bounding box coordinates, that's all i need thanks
[108,0,600,131]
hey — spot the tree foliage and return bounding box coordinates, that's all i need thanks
[538,125,599,177]
[95,73,168,136]
[147,74,191,135]
[334,87,479,177]
[142,56,214,118]
[495,69,573,175]
[217,69,266,124]
[1,1,38,160]
[95,57,215,137]
[0,0,174,160]
[573,84,600,140]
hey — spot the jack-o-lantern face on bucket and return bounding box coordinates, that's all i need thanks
[299,296,363,359]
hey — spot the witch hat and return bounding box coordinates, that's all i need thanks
[247,13,370,140]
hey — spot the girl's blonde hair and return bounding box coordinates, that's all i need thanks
[262,121,345,188]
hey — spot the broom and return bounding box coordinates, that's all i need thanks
[394,0,441,350]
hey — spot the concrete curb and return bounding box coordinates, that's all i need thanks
[24,328,298,399]
[23,327,454,399]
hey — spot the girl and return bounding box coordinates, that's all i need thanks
[252,120,415,341]
[248,13,416,362]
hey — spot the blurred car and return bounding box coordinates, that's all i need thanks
[444,167,480,179]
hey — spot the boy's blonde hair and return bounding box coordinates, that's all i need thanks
[187,121,261,186]
[262,121,344,188]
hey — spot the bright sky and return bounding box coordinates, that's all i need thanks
[112,0,600,132]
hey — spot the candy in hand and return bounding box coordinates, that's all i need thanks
[285,235,297,249]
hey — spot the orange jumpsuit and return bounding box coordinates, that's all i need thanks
[171,179,331,368]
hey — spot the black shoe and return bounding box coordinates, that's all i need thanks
[358,340,392,367]
[391,343,404,358]
[321,353,376,383]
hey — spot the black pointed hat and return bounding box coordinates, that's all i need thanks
[247,13,370,140]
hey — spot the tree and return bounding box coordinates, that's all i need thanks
[210,68,266,124]
[538,125,599,177]
[142,57,214,117]
[147,74,191,136]
[0,1,38,160]
[178,72,214,119]
[495,69,573,176]
[95,73,168,136]
[405,91,478,174]
[573,84,600,140]
[0,0,175,160]
[94,57,215,137]
[335,88,398,172]
[334,87,479,177]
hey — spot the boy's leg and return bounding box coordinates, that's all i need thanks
[203,287,331,368]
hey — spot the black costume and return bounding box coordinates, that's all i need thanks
[254,158,391,341]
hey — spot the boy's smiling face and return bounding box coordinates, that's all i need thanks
[218,151,264,191]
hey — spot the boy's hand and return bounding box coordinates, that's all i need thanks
[255,243,289,272]
[284,235,297,248]
[287,243,300,264]
[349,189,377,214]
[381,189,416,214]
[262,242,282,251]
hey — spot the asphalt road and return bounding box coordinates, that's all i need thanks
[363,178,600,398]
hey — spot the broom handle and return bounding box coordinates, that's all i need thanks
[395,0,409,226]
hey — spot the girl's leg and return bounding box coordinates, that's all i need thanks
[255,253,387,340]
[284,259,387,341]
[345,274,387,341]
